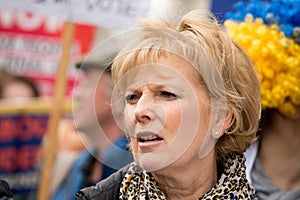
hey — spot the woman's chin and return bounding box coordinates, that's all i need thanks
[134,150,179,172]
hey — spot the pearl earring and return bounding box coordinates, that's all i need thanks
[214,130,218,135]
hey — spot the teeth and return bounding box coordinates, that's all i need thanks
[141,135,157,141]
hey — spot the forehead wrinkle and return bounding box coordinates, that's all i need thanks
[123,56,200,95]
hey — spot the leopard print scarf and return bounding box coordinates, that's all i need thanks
[119,154,258,199]
[119,164,166,200]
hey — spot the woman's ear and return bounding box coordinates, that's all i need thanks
[212,108,233,139]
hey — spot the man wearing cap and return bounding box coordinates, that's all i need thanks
[51,46,133,200]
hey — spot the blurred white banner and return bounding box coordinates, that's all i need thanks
[0,0,150,29]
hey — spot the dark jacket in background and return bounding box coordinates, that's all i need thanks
[0,179,13,200]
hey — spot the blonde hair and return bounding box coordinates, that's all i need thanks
[112,10,261,159]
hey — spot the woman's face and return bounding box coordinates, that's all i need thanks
[121,55,214,171]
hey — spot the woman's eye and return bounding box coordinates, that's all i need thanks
[160,91,177,100]
[125,94,139,104]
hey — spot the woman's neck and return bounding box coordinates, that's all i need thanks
[258,109,300,191]
[152,152,218,199]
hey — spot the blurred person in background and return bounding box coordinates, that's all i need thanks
[0,69,41,200]
[45,117,90,199]
[0,69,88,200]
[0,69,39,99]
[225,0,300,199]
[51,44,133,200]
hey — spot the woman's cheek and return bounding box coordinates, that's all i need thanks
[165,105,182,135]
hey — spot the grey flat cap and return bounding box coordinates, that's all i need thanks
[75,46,118,72]
[75,32,131,72]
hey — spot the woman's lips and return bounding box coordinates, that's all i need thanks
[136,131,164,148]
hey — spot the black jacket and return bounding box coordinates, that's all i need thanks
[75,164,131,200]
[0,179,13,200]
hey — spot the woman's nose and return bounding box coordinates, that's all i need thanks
[134,94,155,123]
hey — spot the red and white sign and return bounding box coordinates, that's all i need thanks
[0,9,96,96]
